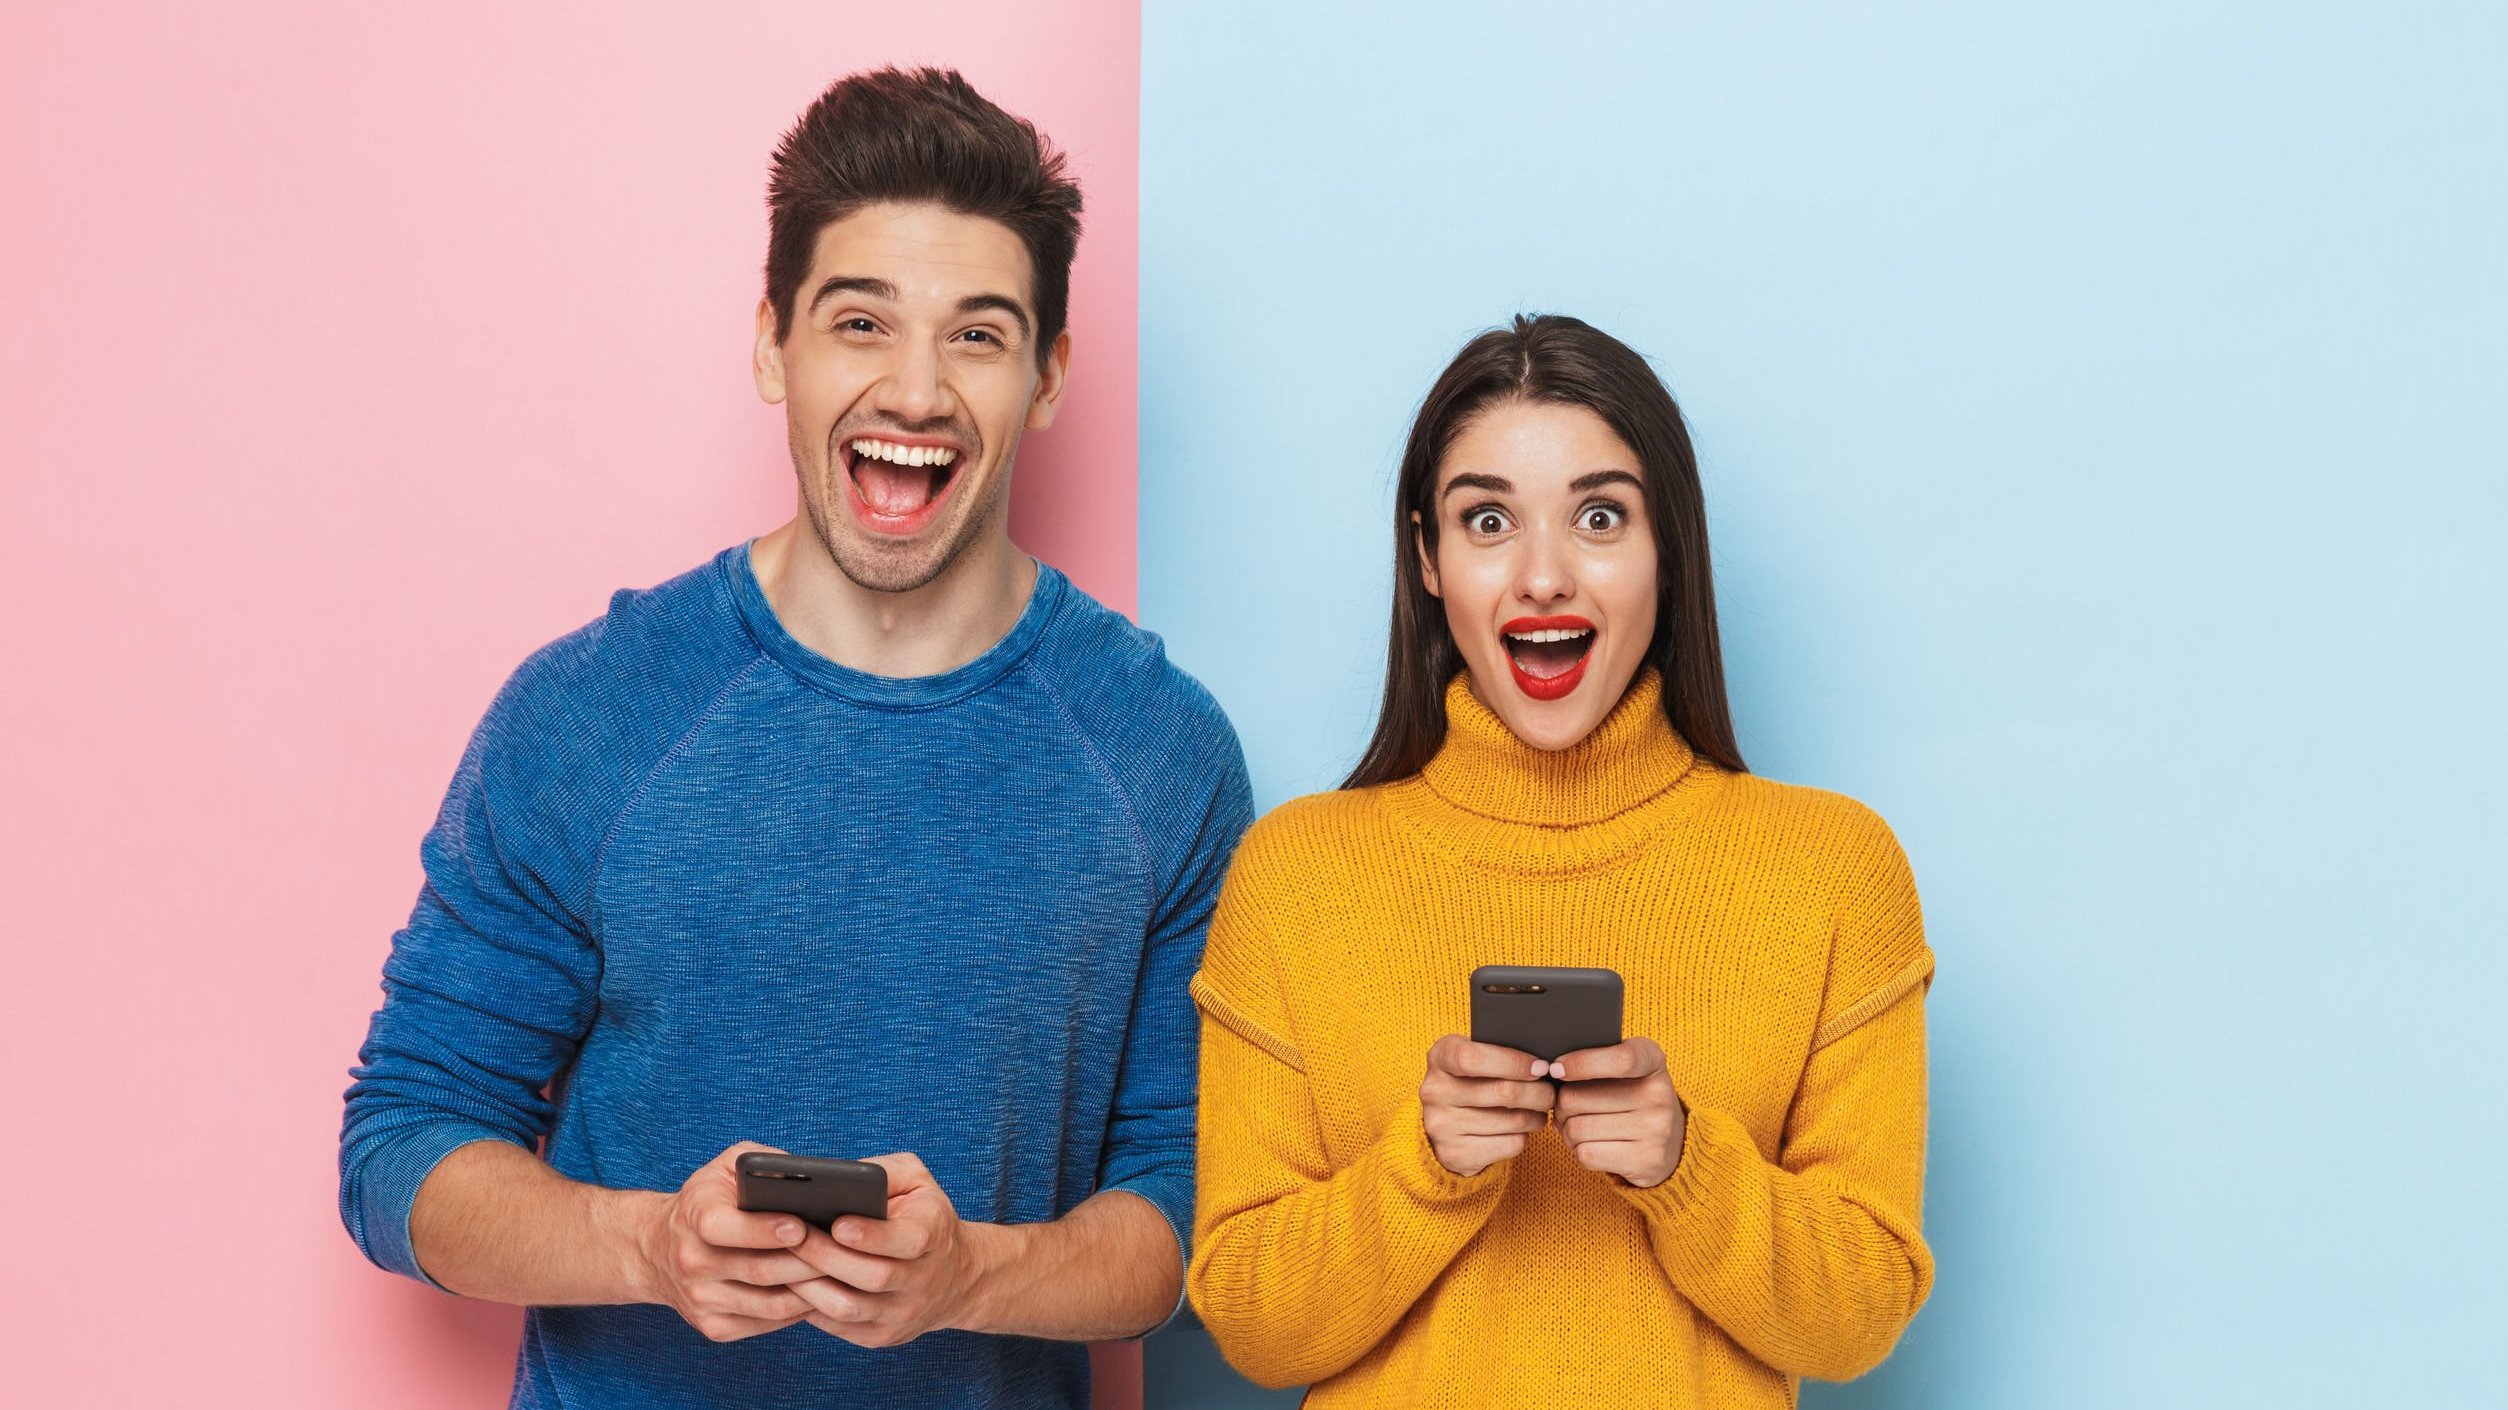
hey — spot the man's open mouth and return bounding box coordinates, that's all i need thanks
[1501,616,1596,701]
[841,435,964,533]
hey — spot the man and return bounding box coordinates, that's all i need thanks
[339,67,1251,1409]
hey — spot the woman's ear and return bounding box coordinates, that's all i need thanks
[1411,511,1441,597]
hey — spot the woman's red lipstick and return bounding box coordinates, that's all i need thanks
[1500,615,1596,701]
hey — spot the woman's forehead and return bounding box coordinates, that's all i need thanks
[1441,401,1638,493]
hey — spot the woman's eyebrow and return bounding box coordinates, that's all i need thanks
[1569,469,1644,492]
[1440,472,1512,499]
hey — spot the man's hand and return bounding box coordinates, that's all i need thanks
[787,1152,986,1348]
[630,1142,844,1343]
[1552,1038,1687,1188]
[1419,1034,1555,1177]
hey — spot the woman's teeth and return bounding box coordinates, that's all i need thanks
[849,438,958,468]
[1503,627,1595,679]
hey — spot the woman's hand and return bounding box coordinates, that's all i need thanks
[1552,1038,1687,1188]
[1419,1035,1556,1177]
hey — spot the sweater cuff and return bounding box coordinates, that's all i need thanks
[342,1124,525,1290]
[1611,1104,1761,1258]
[1384,1097,1516,1207]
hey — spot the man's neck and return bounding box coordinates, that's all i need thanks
[749,517,1038,680]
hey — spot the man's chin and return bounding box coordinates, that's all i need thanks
[816,510,984,595]
[819,537,947,595]
[801,460,1007,596]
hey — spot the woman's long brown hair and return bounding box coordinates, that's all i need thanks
[1343,314,1746,788]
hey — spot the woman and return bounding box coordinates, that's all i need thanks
[1188,315,1934,1406]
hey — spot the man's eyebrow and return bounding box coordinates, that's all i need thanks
[807,276,898,314]
[1570,469,1645,493]
[1441,472,1512,499]
[955,293,1033,338]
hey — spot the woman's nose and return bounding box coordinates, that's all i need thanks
[1515,531,1575,605]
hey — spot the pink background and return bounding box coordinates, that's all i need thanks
[0,3,1143,1404]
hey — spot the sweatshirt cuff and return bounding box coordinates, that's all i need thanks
[1097,1170,1195,1336]
[343,1124,525,1290]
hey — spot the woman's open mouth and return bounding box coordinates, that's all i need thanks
[1500,615,1596,701]
[841,434,965,537]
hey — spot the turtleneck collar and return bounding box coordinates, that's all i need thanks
[1418,668,1697,828]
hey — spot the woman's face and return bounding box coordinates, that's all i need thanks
[1418,399,1660,752]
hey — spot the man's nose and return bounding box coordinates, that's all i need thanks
[875,338,953,423]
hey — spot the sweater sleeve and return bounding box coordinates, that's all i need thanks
[1615,807,1936,1382]
[1185,847,1513,1390]
[336,653,608,1288]
[1093,709,1254,1333]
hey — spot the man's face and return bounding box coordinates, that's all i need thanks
[755,201,1069,593]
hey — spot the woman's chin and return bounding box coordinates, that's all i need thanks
[1484,686,1602,752]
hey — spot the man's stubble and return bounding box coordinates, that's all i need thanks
[791,418,1020,596]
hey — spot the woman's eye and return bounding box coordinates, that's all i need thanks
[1580,505,1626,532]
[1467,510,1508,535]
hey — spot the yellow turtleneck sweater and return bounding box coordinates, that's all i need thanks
[1187,671,1934,1407]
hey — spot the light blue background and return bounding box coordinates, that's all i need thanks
[1136,3,2507,1405]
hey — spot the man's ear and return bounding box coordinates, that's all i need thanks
[1024,330,1072,431]
[753,298,787,404]
[1412,510,1441,597]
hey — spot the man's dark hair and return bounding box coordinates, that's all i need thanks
[765,67,1083,364]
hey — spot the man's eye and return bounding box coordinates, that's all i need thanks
[838,316,879,334]
[960,329,998,345]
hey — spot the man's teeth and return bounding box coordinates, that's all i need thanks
[850,438,959,468]
[1506,628,1592,643]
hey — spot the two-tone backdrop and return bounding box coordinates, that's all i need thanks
[4,3,2501,1406]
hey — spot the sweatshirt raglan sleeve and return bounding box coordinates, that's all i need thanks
[1616,804,1936,1381]
[1186,820,1514,1390]
[1095,698,1254,1328]
[337,649,606,1288]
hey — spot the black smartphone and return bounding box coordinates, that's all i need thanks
[734,1152,890,1227]
[1470,965,1624,1062]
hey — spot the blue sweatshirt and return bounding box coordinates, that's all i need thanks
[339,545,1252,1409]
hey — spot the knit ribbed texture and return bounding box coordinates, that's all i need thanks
[340,545,1253,1410]
[1188,670,1934,1407]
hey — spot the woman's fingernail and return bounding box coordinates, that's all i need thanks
[779,1222,801,1243]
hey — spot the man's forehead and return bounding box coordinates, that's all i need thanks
[806,202,1035,309]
